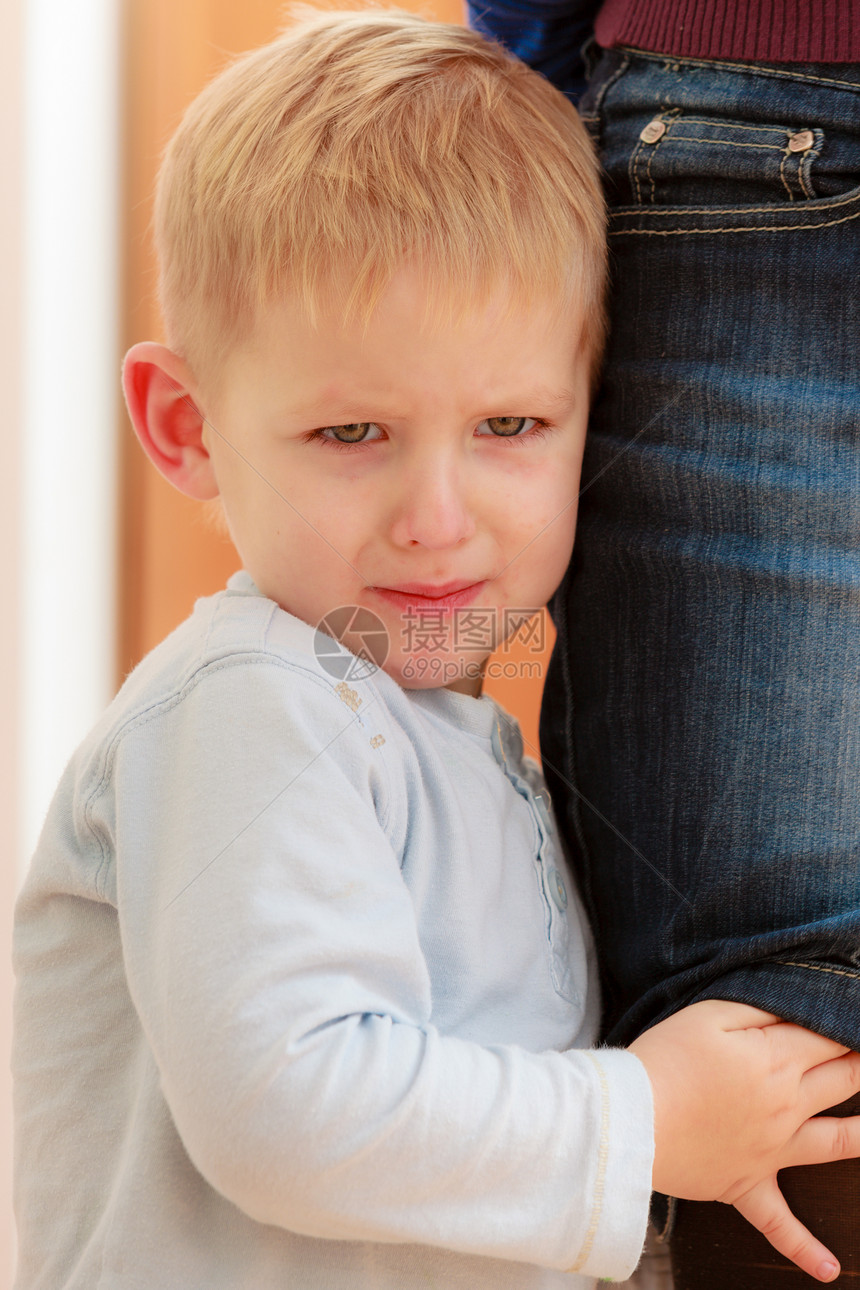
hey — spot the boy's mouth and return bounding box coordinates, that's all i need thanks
[368,581,487,612]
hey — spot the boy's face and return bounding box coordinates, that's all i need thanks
[202,269,591,694]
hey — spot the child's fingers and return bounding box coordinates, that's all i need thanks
[798,1050,860,1118]
[782,1111,860,1169]
[697,1001,849,1066]
[768,1022,850,1070]
[732,1178,841,1283]
[695,1000,781,1030]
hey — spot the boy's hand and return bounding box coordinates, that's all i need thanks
[629,1000,860,1283]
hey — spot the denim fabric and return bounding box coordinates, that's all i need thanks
[466,0,602,101]
[541,50,860,1049]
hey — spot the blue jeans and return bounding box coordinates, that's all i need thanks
[541,50,860,1051]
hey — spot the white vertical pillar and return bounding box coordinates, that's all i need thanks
[22,0,120,863]
[11,5,119,1275]
[1,0,25,1278]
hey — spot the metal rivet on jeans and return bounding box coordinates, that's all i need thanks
[640,118,667,144]
[788,129,814,153]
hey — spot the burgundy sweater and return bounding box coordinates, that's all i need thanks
[595,0,860,62]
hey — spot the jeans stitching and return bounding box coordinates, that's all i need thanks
[644,133,660,203]
[779,147,795,201]
[673,118,797,135]
[646,131,658,203]
[606,175,860,220]
[669,134,783,149]
[609,204,860,235]
[609,186,860,211]
[777,960,860,981]
[630,134,646,205]
[799,140,820,199]
[645,111,679,204]
[586,51,631,153]
[592,52,630,118]
[618,46,860,93]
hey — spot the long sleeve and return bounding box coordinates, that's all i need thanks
[467,0,603,101]
[109,654,652,1277]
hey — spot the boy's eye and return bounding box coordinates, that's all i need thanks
[476,416,537,438]
[319,422,383,444]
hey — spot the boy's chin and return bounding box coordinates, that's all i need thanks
[386,653,487,696]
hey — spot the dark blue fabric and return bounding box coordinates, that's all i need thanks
[539,50,860,1049]
[466,0,601,101]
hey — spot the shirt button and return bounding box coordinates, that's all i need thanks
[548,866,568,911]
[788,129,814,153]
[640,118,667,144]
[533,788,555,836]
[490,720,507,767]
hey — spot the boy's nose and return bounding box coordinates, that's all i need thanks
[389,458,476,550]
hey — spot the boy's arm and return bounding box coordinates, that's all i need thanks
[466,0,602,101]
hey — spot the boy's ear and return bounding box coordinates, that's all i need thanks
[122,342,219,500]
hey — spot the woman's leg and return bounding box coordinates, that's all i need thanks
[540,49,860,1272]
[542,51,860,1050]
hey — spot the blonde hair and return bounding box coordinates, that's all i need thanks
[155,6,607,383]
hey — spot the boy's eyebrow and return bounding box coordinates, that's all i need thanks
[524,385,581,413]
[467,384,582,418]
[288,385,582,423]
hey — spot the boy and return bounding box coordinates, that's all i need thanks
[12,10,860,1289]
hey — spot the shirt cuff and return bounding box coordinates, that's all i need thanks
[567,1048,654,1282]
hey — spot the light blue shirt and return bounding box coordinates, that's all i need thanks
[13,572,653,1289]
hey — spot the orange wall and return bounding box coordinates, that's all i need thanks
[119,0,553,757]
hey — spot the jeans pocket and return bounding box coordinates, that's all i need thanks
[589,52,860,233]
[622,113,827,207]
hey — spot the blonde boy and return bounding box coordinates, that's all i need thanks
[12,10,860,1289]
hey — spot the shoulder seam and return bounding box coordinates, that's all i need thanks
[85,652,380,896]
